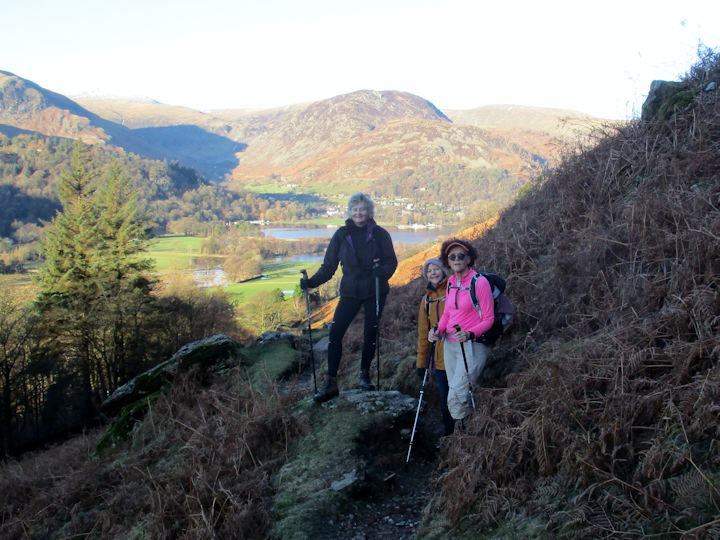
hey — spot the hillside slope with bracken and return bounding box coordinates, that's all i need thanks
[410,51,720,537]
[77,89,592,195]
[222,90,561,189]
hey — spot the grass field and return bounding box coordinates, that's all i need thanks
[147,235,211,272]
[0,273,37,304]
[224,260,321,304]
[147,235,321,304]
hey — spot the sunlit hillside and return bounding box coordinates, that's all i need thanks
[2,50,718,540]
[416,50,720,536]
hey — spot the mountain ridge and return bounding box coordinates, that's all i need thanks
[1,69,599,209]
[0,70,162,159]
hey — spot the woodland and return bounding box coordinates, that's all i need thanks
[0,50,719,538]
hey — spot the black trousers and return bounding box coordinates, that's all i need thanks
[433,369,455,436]
[327,294,387,377]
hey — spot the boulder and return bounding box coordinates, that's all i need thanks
[101,334,243,416]
[96,335,244,453]
[255,330,299,348]
[641,79,697,121]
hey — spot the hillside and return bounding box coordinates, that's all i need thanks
[0,71,161,159]
[446,103,600,134]
[76,88,591,200]
[4,52,718,538]
[5,72,588,195]
[414,53,720,536]
[446,104,604,165]
[220,91,571,194]
[4,72,598,226]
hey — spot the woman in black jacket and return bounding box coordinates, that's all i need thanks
[300,193,398,402]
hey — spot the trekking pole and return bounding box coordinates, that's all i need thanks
[373,259,381,390]
[407,328,436,464]
[407,364,429,463]
[453,324,476,410]
[300,269,318,394]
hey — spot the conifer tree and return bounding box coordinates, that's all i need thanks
[35,141,153,423]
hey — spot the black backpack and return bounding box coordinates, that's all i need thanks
[467,272,516,345]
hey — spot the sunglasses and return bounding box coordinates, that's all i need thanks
[448,253,467,261]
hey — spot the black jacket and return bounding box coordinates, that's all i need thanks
[307,219,397,299]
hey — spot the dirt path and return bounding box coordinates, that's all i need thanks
[290,340,444,539]
[316,413,443,540]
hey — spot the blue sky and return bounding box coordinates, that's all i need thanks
[4,0,720,119]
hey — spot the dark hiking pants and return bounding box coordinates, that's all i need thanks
[433,369,455,436]
[327,294,387,377]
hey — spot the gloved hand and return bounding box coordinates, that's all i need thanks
[372,266,384,279]
[416,368,426,380]
[300,277,310,290]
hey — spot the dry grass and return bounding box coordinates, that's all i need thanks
[416,50,720,537]
[0,368,309,539]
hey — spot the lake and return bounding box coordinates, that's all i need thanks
[193,225,457,289]
[261,224,456,244]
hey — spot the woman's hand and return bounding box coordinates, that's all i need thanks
[452,326,475,343]
[428,328,440,342]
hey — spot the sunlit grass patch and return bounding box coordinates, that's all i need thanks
[147,235,208,271]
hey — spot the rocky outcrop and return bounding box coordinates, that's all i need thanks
[101,334,244,416]
[641,79,698,121]
[96,335,244,452]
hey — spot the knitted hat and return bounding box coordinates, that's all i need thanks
[422,257,447,280]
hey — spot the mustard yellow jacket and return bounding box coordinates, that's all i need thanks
[416,277,447,370]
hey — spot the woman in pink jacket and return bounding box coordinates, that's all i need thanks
[428,238,494,424]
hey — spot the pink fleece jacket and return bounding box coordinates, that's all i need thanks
[436,269,495,342]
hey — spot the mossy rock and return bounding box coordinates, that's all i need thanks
[96,335,245,454]
[243,340,301,388]
[641,80,698,121]
[101,334,244,416]
[95,392,161,453]
[656,89,698,120]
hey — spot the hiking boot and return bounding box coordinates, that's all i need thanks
[358,370,376,391]
[313,376,339,403]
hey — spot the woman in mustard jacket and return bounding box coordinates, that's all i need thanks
[416,257,454,436]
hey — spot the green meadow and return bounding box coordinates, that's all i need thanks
[223,260,320,304]
[147,235,321,303]
[147,235,210,272]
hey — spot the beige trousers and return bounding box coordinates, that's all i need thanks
[443,340,487,420]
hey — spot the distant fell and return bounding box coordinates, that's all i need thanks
[73,97,226,129]
[0,70,161,159]
[0,71,242,179]
[9,71,600,196]
[446,103,601,134]
[229,89,452,173]
[224,90,575,190]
